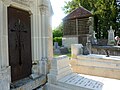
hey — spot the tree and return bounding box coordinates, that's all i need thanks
[52,23,63,46]
[53,23,63,38]
[63,0,119,39]
[116,0,120,35]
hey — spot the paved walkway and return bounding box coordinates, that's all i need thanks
[80,74,120,90]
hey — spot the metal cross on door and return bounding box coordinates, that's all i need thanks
[8,7,32,82]
[11,19,27,66]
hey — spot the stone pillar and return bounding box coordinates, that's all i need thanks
[0,0,3,70]
[108,26,115,45]
[0,1,11,90]
[30,1,42,78]
[31,0,53,78]
[39,0,51,75]
[48,15,53,60]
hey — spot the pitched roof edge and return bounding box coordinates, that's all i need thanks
[63,6,92,20]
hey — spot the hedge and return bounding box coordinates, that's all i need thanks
[53,37,62,46]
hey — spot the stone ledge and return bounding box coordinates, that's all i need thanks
[11,75,46,90]
[75,56,120,69]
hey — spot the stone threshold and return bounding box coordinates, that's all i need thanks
[10,75,46,90]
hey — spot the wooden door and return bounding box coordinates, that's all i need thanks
[8,7,32,82]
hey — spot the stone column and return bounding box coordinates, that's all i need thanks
[48,15,53,60]
[30,1,45,78]
[40,0,53,75]
[0,1,11,90]
[31,0,53,77]
[0,0,3,70]
[39,0,49,75]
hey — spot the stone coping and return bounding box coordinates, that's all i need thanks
[77,54,120,61]
[92,46,120,50]
[53,55,68,61]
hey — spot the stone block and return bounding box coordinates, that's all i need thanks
[0,66,11,90]
[50,66,72,75]
[71,44,83,58]
[58,73,103,90]
[48,69,72,84]
[51,55,70,70]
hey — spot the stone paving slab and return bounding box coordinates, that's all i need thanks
[80,74,120,90]
[58,73,103,90]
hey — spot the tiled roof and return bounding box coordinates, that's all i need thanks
[63,6,92,20]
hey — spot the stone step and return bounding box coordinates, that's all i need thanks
[11,75,46,90]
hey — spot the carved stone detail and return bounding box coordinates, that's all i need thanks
[2,0,12,6]
[39,4,48,14]
[12,0,33,7]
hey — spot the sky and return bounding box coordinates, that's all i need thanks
[50,0,71,29]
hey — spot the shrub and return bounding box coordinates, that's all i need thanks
[53,37,62,46]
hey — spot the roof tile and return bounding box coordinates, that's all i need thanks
[63,6,92,20]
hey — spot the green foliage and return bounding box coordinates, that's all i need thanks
[53,37,62,46]
[53,23,63,46]
[63,0,120,39]
[53,23,63,38]
[53,30,63,38]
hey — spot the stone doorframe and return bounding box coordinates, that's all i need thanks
[0,0,53,89]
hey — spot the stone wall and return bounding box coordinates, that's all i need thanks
[91,46,120,56]
[62,37,78,48]
[71,54,120,79]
